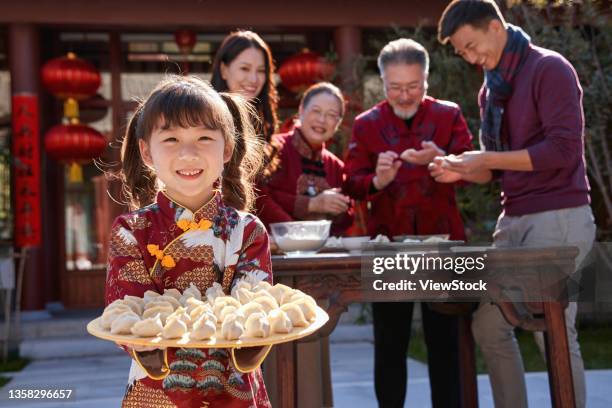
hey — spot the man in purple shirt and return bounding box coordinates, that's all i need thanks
[431,1,596,407]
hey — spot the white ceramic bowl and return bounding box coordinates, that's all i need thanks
[269,220,331,255]
[340,236,371,254]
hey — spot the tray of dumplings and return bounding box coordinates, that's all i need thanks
[87,279,329,349]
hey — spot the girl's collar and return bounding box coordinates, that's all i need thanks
[157,190,222,222]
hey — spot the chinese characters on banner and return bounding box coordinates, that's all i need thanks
[11,94,41,247]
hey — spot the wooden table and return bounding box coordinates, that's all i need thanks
[271,246,578,408]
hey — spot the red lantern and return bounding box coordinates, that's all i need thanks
[41,52,101,101]
[174,29,197,54]
[278,50,335,94]
[45,124,107,183]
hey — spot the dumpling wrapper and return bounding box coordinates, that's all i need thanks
[190,314,217,340]
[221,314,244,340]
[230,280,252,298]
[252,281,272,293]
[184,297,207,315]
[291,298,317,323]
[233,288,254,305]
[167,306,192,328]
[142,305,173,324]
[162,316,188,339]
[101,305,132,329]
[130,314,163,337]
[213,296,241,319]
[123,295,145,309]
[269,309,293,334]
[236,302,266,321]
[252,296,279,314]
[110,311,140,334]
[189,304,215,323]
[268,284,295,305]
[280,303,309,327]
[155,295,181,310]
[179,283,202,305]
[205,282,224,305]
[244,312,271,338]
[143,290,161,303]
[121,296,143,316]
[163,288,182,301]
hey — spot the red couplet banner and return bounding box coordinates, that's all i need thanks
[11,94,41,247]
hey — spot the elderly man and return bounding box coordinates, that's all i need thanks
[432,1,596,407]
[344,38,473,408]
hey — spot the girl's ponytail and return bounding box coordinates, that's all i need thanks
[119,105,157,210]
[219,93,264,211]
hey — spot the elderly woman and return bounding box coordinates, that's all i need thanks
[256,82,353,236]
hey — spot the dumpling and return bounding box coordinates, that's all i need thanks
[131,314,163,337]
[252,280,273,293]
[105,299,130,312]
[156,295,181,310]
[280,303,309,327]
[221,314,244,340]
[251,290,276,303]
[252,296,279,314]
[110,311,140,334]
[189,304,215,323]
[163,288,182,301]
[101,305,132,329]
[142,305,173,324]
[233,288,254,305]
[236,302,266,321]
[230,280,252,298]
[269,309,293,334]
[244,312,271,338]
[291,298,317,323]
[143,290,161,303]
[185,297,207,315]
[190,314,217,341]
[205,282,225,305]
[124,295,145,309]
[122,296,143,316]
[162,316,188,339]
[179,283,202,305]
[167,306,192,328]
[269,284,295,305]
[144,299,176,312]
[218,305,241,323]
[213,296,241,319]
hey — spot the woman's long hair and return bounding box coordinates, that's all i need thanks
[211,30,279,142]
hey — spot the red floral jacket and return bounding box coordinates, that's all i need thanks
[105,191,272,408]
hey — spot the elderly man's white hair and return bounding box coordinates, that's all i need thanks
[377,38,430,77]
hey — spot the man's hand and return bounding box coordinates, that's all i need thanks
[308,188,350,215]
[400,141,445,165]
[442,151,489,174]
[373,151,403,190]
[428,157,463,183]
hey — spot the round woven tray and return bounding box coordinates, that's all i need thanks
[87,306,329,349]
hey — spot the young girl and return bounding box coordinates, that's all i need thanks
[105,75,272,407]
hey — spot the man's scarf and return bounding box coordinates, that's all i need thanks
[480,24,531,151]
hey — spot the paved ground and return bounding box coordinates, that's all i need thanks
[0,324,612,408]
[0,339,610,407]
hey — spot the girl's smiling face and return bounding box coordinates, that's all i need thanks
[139,123,232,211]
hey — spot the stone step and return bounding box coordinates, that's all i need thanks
[19,337,124,360]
